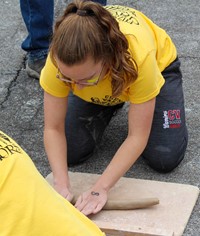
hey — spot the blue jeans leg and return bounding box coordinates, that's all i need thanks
[65,93,123,165]
[92,0,107,5]
[20,0,54,60]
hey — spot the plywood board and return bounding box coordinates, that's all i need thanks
[46,172,199,236]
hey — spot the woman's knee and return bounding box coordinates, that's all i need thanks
[142,140,188,173]
[67,140,96,166]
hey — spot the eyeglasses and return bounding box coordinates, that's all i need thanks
[56,63,105,86]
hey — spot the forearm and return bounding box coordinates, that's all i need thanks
[44,128,70,187]
[94,100,155,193]
[94,135,147,192]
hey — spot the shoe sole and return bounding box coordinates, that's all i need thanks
[26,64,40,79]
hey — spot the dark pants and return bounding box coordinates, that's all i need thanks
[65,58,188,173]
[142,58,188,172]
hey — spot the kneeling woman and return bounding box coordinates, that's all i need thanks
[40,0,188,216]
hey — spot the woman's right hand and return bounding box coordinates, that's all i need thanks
[54,183,74,203]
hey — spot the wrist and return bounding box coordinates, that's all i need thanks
[53,172,70,188]
[93,180,111,193]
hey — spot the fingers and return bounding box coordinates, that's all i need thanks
[74,195,84,209]
[92,203,103,214]
[54,184,107,216]
[81,203,102,216]
[53,184,74,202]
[65,192,74,202]
[76,200,102,216]
[75,190,107,216]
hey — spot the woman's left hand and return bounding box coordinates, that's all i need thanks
[75,188,108,216]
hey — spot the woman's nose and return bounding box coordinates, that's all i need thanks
[76,84,86,90]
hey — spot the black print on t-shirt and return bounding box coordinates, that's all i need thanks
[0,133,22,161]
[106,5,139,25]
[91,95,123,106]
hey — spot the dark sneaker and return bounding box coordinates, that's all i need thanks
[26,57,47,79]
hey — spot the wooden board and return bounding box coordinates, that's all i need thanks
[46,172,199,236]
[98,223,174,236]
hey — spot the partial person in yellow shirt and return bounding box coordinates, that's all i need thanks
[40,0,188,216]
[0,130,104,236]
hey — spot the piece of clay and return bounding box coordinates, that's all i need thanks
[46,172,159,210]
[103,198,159,210]
[71,197,159,210]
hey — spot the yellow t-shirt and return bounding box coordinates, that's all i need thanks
[0,131,104,236]
[40,5,177,105]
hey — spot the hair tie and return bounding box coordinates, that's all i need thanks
[76,9,88,16]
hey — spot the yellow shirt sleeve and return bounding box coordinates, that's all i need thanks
[127,50,165,104]
[0,131,105,236]
[40,54,71,98]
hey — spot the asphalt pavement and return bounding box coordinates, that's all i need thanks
[0,0,199,235]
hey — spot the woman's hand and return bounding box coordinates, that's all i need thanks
[75,188,108,216]
[54,183,74,203]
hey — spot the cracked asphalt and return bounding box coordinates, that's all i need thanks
[0,0,199,235]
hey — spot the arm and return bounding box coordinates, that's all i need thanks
[75,98,155,215]
[44,91,73,201]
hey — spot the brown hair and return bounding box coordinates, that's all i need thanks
[50,0,138,97]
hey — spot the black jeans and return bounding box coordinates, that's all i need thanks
[65,58,188,172]
[66,94,124,165]
[142,57,188,172]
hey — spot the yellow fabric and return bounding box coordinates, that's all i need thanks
[40,5,177,105]
[0,131,104,236]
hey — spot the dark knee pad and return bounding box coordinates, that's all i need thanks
[143,133,188,173]
[142,145,187,173]
[143,153,184,173]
